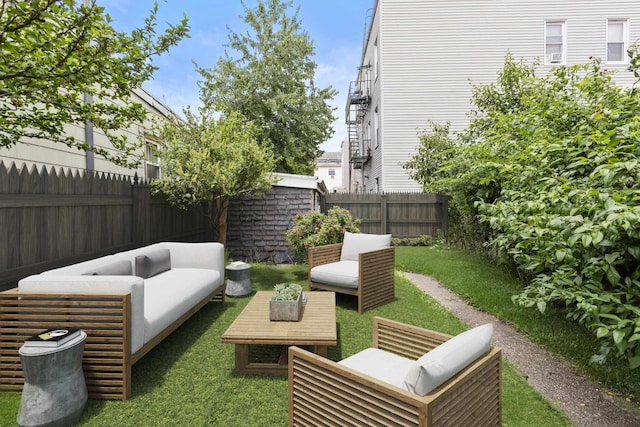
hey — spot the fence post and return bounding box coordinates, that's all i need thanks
[132,177,151,247]
[439,193,448,238]
[380,194,387,234]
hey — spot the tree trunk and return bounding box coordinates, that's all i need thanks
[212,197,229,245]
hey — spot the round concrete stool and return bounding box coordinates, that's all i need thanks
[225,261,252,297]
[17,331,88,427]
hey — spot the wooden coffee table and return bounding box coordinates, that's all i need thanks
[221,291,336,375]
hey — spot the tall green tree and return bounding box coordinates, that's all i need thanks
[196,0,337,175]
[152,110,277,244]
[0,0,189,167]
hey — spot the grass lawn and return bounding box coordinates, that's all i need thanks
[396,245,640,403]
[0,261,570,426]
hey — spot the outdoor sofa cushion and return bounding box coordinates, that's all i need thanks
[142,268,222,343]
[309,260,359,289]
[135,248,171,279]
[84,260,133,276]
[340,231,392,261]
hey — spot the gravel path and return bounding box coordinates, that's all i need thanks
[403,271,640,427]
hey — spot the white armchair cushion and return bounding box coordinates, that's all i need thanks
[338,347,416,389]
[340,232,391,261]
[310,260,359,289]
[403,323,493,396]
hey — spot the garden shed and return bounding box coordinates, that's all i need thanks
[225,173,327,264]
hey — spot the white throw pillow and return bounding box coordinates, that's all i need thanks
[340,231,392,261]
[403,323,493,396]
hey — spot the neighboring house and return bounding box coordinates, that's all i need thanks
[314,150,344,192]
[346,0,640,192]
[0,87,177,180]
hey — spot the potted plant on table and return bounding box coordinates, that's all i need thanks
[270,283,304,321]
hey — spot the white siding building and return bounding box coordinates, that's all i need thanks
[347,0,640,192]
[0,87,178,180]
[314,151,344,192]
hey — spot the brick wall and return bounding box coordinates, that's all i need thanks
[226,186,318,263]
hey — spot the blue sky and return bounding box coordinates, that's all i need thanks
[102,0,374,153]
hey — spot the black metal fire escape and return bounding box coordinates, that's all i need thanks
[345,69,371,171]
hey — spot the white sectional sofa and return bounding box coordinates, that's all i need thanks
[0,242,226,400]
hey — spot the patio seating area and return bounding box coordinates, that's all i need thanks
[0,262,572,426]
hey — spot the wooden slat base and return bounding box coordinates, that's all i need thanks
[0,284,225,400]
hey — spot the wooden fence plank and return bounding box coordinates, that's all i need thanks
[322,192,447,238]
[0,162,208,291]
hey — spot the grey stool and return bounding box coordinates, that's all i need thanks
[17,331,88,427]
[225,261,252,297]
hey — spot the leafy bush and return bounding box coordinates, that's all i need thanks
[284,206,360,262]
[405,48,640,368]
[404,54,538,248]
[392,235,440,247]
[477,57,640,368]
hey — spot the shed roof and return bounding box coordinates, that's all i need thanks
[270,172,327,193]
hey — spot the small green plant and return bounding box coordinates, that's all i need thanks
[392,235,441,247]
[284,206,361,262]
[270,283,303,301]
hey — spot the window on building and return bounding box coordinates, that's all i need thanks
[144,133,161,180]
[328,168,335,179]
[607,20,628,63]
[545,21,565,64]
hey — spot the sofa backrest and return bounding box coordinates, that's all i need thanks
[40,255,122,276]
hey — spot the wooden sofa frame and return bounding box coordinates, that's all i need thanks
[288,317,502,426]
[308,243,395,313]
[0,284,225,400]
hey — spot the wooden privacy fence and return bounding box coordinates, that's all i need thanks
[0,162,210,291]
[321,192,447,238]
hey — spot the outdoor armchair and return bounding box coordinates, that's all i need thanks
[308,232,395,314]
[288,317,502,426]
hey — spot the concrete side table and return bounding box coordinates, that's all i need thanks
[17,331,88,427]
[225,261,252,297]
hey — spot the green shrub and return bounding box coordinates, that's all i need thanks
[284,206,360,262]
[392,235,440,247]
[477,59,640,367]
[404,47,640,369]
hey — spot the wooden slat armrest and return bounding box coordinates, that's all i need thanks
[359,246,395,284]
[357,247,395,313]
[0,288,131,400]
[373,316,451,360]
[288,346,425,426]
[308,243,342,269]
